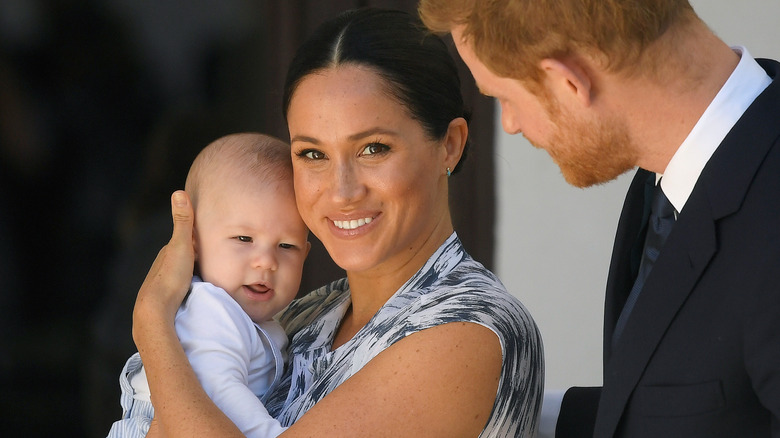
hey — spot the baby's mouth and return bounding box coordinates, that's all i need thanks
[245,283,271,295]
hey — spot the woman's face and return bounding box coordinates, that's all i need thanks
[287,65,453,277]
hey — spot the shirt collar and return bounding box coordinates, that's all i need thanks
[659,46,772,213]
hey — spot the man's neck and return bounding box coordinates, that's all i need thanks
[610,20,740,174]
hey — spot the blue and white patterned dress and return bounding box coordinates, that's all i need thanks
[265,233,544,437]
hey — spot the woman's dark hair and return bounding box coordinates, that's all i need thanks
[283,7,470,173]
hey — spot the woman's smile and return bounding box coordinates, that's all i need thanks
[332,216,374,230]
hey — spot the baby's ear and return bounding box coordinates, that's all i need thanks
[303,240,312,259]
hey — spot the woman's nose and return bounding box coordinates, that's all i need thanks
[330,162,366,204]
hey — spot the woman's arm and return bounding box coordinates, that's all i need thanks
[136,191,503,437]
[284,321,502,438]
[133,191,244,438]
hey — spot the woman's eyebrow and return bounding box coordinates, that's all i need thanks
[347,127,399,141]
[292,128,400,145]
[290,135,319,145]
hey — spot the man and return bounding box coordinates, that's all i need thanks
[420,0,780,436]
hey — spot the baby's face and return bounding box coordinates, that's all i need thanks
[194,177,309,323]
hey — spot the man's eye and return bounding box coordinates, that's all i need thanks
[236,236,252,243]
[362,143,388,155]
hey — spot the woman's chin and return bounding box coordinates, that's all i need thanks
[329,255,376,273]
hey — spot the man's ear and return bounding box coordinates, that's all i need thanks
[539,57,593,107]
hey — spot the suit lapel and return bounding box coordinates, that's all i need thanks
[602,170,654,359]
[595,58,780,437]
[596,195,717,436]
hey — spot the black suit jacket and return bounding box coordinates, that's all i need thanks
[557,59,780,437]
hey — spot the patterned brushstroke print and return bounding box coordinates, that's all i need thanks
[265,233,544,437]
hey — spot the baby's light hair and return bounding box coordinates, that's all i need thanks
[185,133,292,209]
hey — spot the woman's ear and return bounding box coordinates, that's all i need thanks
[443,117,468,172]
[539,57,593,107]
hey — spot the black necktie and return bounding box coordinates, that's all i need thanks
[612,181,676,347]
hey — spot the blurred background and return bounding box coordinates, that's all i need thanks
[0,0,497,435]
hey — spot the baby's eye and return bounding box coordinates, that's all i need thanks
[279,243,295,249]
[236,236,253,243]
[362,142,389,156]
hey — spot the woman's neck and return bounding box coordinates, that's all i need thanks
[332,222,454,348]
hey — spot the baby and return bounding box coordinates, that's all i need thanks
[108,133,310,437]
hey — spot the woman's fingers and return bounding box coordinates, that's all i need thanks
[148,190,195,296]
[161,190,196,291]
[133,191,196,339]
[170,190,195,254]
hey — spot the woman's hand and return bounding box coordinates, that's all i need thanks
[133,190,195,345]
[129,191,243,437]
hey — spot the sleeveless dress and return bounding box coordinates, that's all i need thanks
[265,233,544,437]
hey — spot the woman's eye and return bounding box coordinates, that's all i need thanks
[362,142,388,156]
[236,236,252,243]
[299,149,325,160]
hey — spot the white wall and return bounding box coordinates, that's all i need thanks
[494,0,780,390]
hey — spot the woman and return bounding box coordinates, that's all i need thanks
[133,8,543,437]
